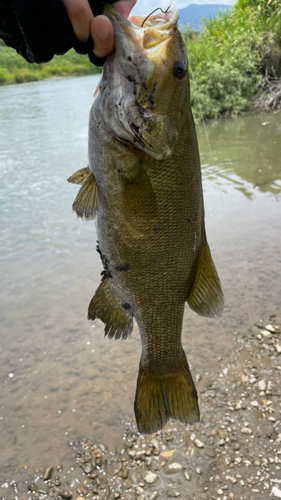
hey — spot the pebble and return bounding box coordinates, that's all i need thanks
[150,439,160,455]
[251,400,259,407]
[196,467,202,475]
[218,439,225,446]
[167,463,182,472]
[272,486,281,497]
[265,324,279,333]
[260,329,272,337]
[194,438,204,448]
[184,472,190,481]
[241,427,252,434]
[144,471,158,484]
[149,493,158,500]
[275,344,281,353]
[59,491,72,499]
[43,467,53,481]
[258,380,267,391]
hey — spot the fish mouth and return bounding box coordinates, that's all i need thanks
[101,5,182,160]
[104,4,179,34]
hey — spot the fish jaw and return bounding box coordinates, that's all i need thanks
[100,5,190,160]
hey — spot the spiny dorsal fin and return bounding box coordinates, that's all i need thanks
[88,279,133,340]
[67,167,90,185]
[72,172,98,220]
[120,163,157,219]
[187,233,224,318]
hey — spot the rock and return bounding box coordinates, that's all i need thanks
[194,439,204,448]
[196,467,202,475]
[258,380,267,391]
[184,472,190,481]
[58,491,72,499]
[128,451,136,458]
[265,324,279,333]
[275,344,281,353]
[272,486,281,497]
[43,467,54,481]
[167,463,182,472]
[144,471,158,484]
[260,329,272,337]
[150,439,160,455]
[136,486,144,494]
[218,439,225,446]
[149,493,158,500]
[121,467,129,480]
[241,427,252,434]
[251,400,259,407]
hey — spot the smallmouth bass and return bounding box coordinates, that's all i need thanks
[68,6,224,433]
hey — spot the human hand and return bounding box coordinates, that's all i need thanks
[62,0,136,59]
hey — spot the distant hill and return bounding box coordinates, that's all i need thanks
[179,4,231,29]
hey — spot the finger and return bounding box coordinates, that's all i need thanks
[113,0,137,19]
[90,15,114,58]
[62,0,93,43]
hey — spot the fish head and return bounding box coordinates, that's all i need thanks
[99,6,190,160]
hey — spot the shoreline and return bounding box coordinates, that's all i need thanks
[11,315,281,500]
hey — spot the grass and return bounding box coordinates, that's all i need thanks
[184,0,281,120]
[0,41,101,85]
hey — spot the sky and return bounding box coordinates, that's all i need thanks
[132,0,235,16]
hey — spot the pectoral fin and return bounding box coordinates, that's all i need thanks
[72,172,98,220]
[187,233,224,318]
[120,164,157,219]
[88,278,133,340]
[67,167,90,185]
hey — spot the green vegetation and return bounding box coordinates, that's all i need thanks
[184,0,281,120]
[0,0,281,121]
[0,41,101,85]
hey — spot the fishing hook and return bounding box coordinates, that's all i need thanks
[141,6,171,28]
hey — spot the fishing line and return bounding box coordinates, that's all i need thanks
[188,62,254,328]
[141,6,171,27]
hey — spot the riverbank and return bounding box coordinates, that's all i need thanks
[10,315,280,500]
[185,0,281,121]
[0,44,101,85]
[1,1,280,122]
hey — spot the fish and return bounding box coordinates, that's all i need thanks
[68,5,224,434]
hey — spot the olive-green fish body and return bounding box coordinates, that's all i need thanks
[69,6,223,433]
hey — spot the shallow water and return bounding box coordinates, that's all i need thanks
[0,75,280,495]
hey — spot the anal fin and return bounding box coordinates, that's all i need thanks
[88,279,133,340]
[187,232,224,318]
[72,172,98,220]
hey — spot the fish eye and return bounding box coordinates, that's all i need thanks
[173,61,187,80]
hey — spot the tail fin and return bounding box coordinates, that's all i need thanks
[134,353,200,434]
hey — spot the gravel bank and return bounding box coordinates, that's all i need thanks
[5,317,281,500]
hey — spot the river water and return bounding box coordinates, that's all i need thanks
[0,75,280,496]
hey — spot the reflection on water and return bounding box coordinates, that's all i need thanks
[0,76,280,495]
[199,113,281,198]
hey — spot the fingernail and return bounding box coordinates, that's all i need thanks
[95,22,110,40]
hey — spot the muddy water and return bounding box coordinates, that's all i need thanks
[0,75,280,495]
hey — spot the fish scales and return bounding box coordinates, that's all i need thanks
[69,6,224,433]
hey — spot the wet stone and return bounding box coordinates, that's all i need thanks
[43,467,54,481]
[144,471,158,484]
[194,439,204,448]
[58,491,72,499]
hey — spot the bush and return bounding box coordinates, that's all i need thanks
[185,0,281,120]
